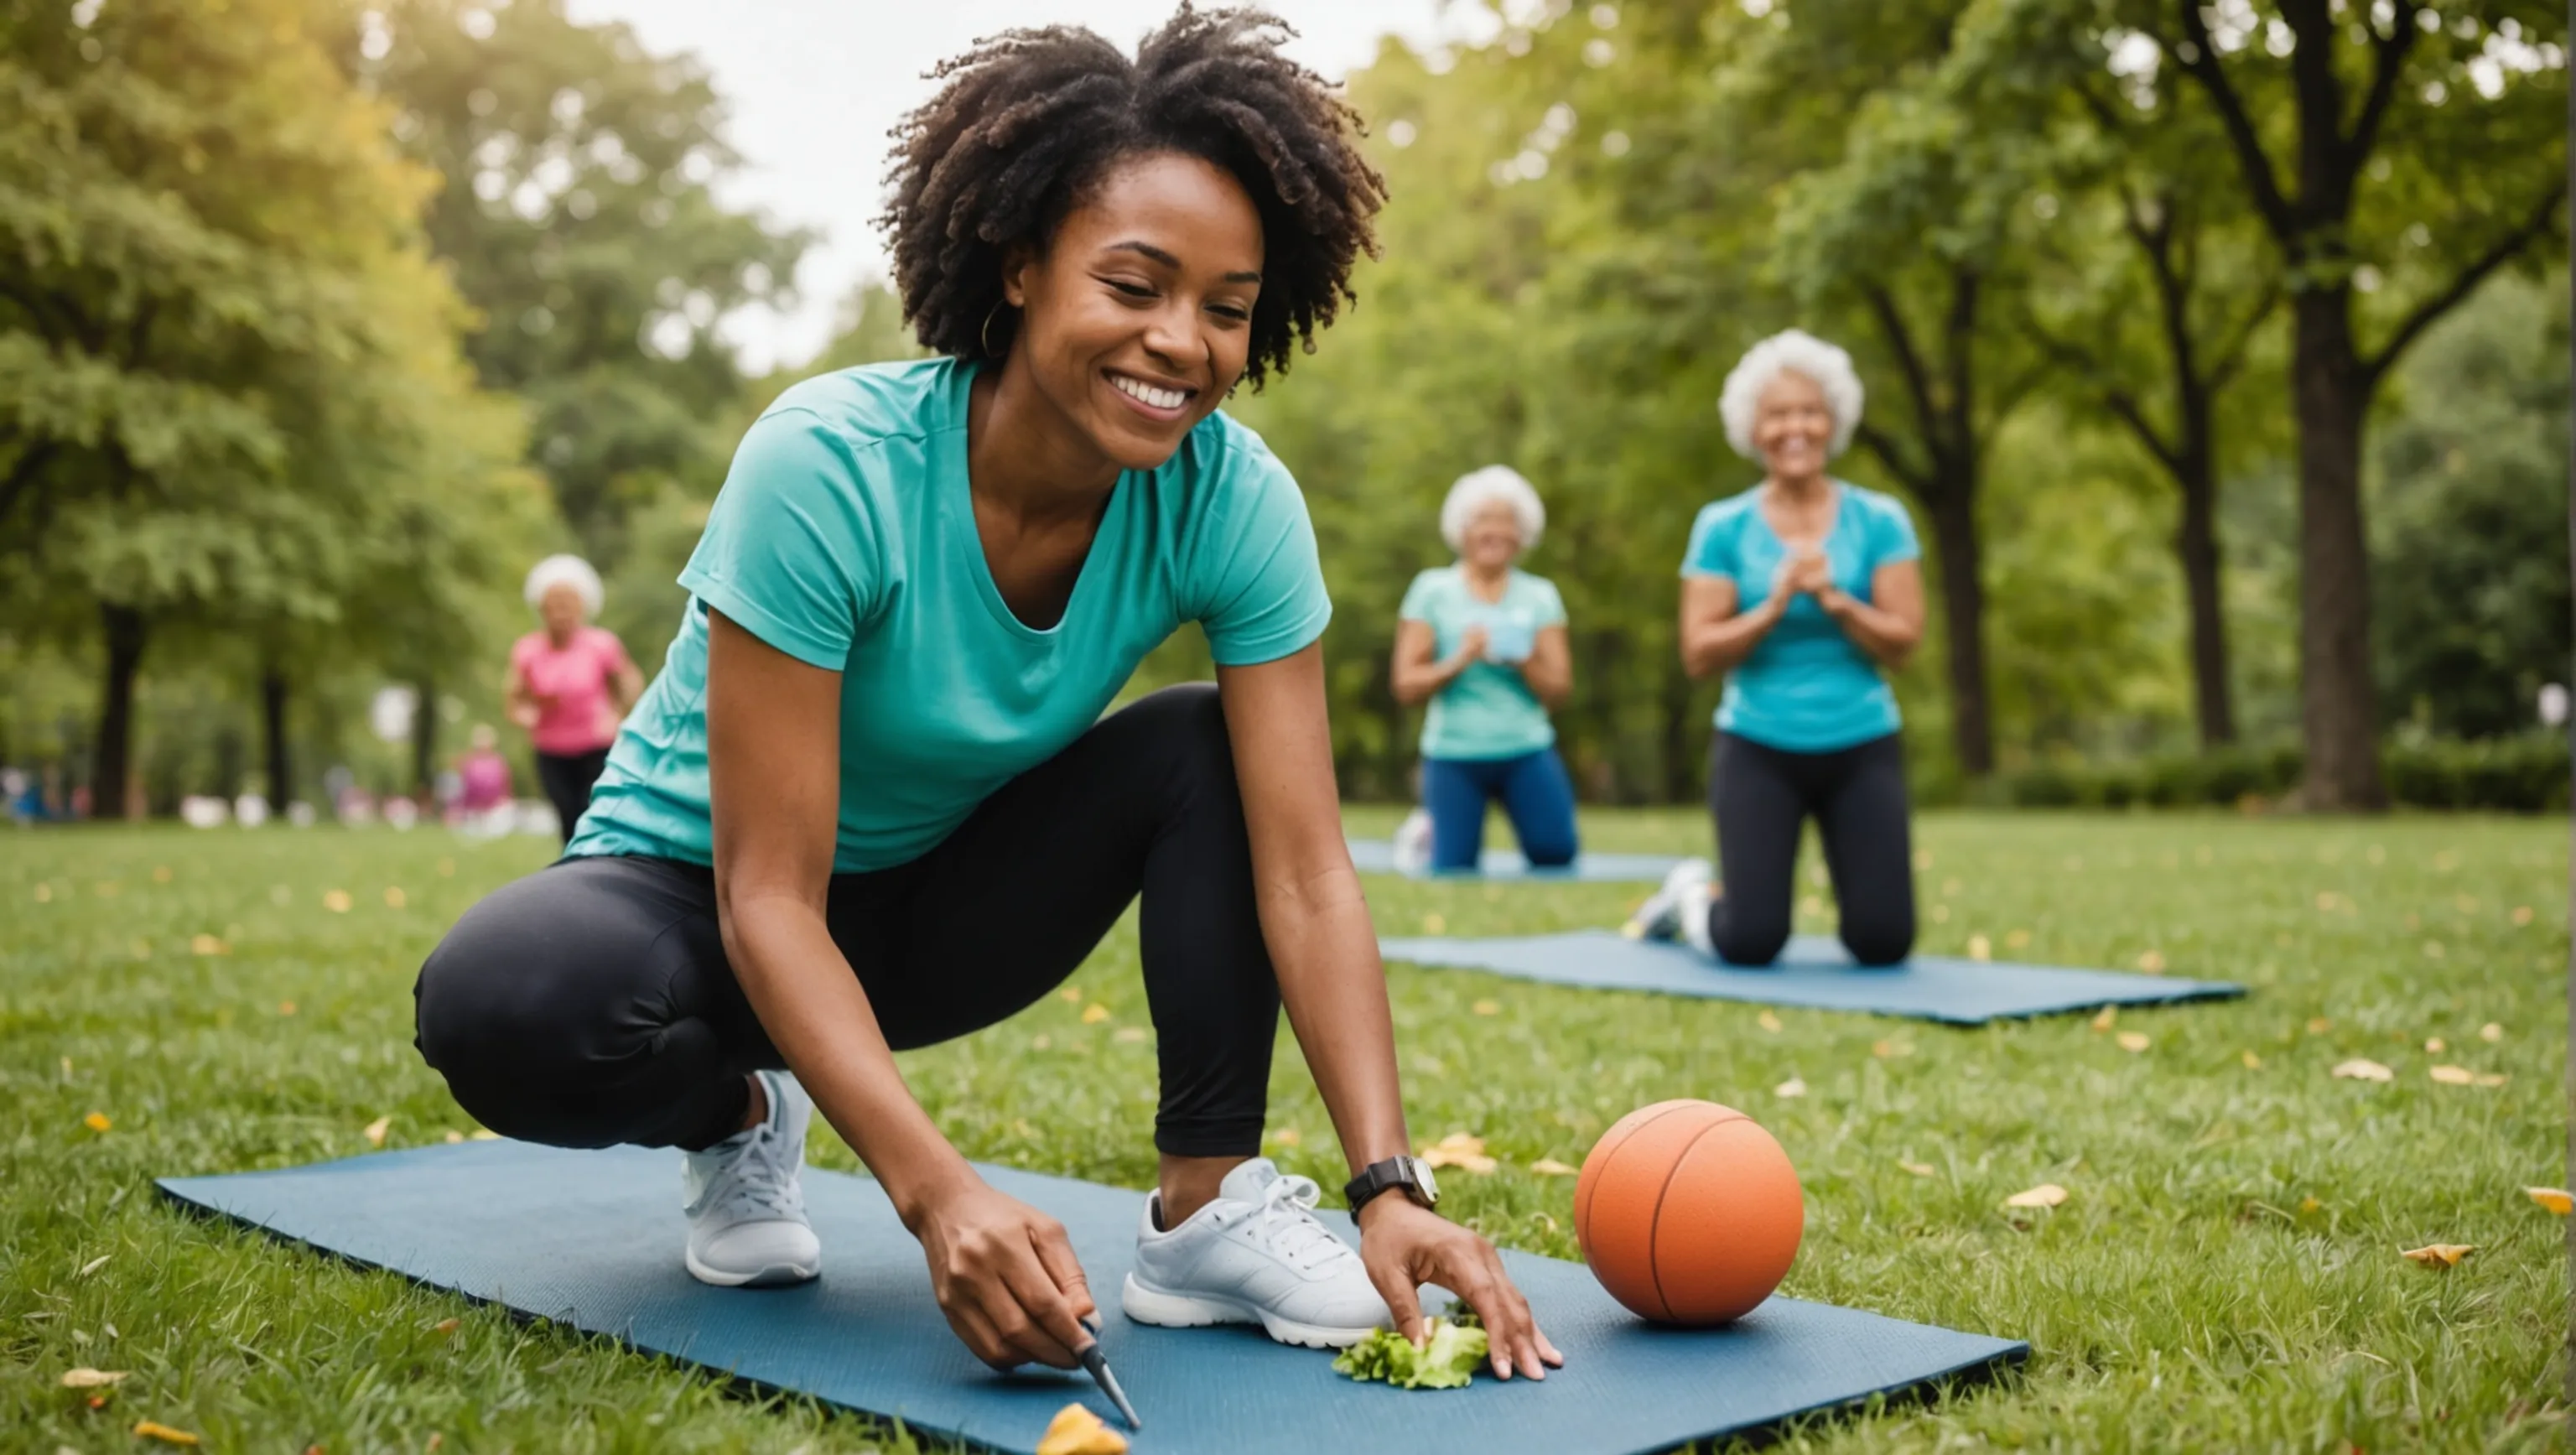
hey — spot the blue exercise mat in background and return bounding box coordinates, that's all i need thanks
[160,1142,2024,1455]
[1345,837,1683,882]
[1379,930,2245,1025]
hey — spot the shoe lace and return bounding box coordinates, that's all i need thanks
[698,1125,804,1223]
[1244,1173,1353,1273]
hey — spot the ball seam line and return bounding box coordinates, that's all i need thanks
[1643,1115,1737,1323]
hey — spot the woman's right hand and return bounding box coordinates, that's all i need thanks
[1452,624,1492,666]
[911,1177,1100,1371]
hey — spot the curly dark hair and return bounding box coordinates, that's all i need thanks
[880,4,1386,389]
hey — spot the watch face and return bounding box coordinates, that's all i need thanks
[1411,1158,1441,1206]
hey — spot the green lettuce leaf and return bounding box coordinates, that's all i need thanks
[1332,1312,1489,1390]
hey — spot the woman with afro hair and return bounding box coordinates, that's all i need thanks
[414,6,1560,1385]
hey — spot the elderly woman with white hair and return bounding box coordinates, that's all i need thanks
[1628,330,1926,966]
[1389,465,1577,873]
[509,553,645,844]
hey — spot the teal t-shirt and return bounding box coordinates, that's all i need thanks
[569,356,1332,872]
[1680,481,1920,753]
[1398,565,1566,761]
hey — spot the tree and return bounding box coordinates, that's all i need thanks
[0,0,521,817]
[2111,0,2566,806]
[369,0,809,564]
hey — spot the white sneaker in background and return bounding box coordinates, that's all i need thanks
[1121,1157,1391,1348]
[682,1068,822,1287]
[1390,808,1436,876]
[1625,857,1717,954]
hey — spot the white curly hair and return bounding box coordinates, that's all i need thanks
[522,553,603,617]
[1717,330,1866,461]
[1439,465,1545,553]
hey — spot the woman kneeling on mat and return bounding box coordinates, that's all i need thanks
[1389,466,1576,873]
[413,9,1557,1385]
[1627,330,1926,967]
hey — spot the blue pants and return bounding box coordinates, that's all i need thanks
[1422,750,1580,871]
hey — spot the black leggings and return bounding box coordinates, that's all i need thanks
[1706,731,1915,967]
[415,685,1280,1156]
[535,748,610,846]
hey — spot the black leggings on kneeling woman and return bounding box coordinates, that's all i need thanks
[413,684,1281,1156]
[1704,730,1916,967]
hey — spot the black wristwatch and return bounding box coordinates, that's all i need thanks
[1344,1156,1441,1216]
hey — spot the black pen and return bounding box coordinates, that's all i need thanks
[1077,1315,1141,1430]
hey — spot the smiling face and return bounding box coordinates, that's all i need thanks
[1752,369,1834,484]
[1001,151,1265,472]
[1459,501,1524,569]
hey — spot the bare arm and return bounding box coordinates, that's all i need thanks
[503,662,541,731]
[1510,624,1572,708]
[1819,559,1925,669]
[1679,572,1789,679]
[611,663,646,715]
[1389,619,1485,704]
[705,611,1093,1374]
[1221,643,1561,1381]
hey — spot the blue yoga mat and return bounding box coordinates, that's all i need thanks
[1379,930,2245,1025]
[1345,838,1684,882]
[160,1141,2023,1455]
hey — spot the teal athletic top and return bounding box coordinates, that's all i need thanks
[1680,481,1920,753]
[570,357,1333,873]
[1398,564,1566,761]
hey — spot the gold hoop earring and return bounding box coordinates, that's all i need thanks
[980,301,1014,359]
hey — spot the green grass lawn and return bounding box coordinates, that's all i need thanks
[2,810,2567,1452]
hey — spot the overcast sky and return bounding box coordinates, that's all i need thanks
[562,2,1496,372]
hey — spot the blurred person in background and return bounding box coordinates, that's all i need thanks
[510,553,644,844]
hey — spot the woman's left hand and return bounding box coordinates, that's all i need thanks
[1784,550,1833,598]
[1355,1195,1566,1380]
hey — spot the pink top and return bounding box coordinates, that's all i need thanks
[457,750,512,811]
[512,626,635,756]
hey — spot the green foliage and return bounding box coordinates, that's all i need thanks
[1993,733,2566,812]
[1332,1313,1488,1390]
[2370,273,2572,740]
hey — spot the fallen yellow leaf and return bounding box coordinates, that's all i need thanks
[384,886,407,908]
[2137,949,2166,974]
[2423,1037,2446,1053]
[83,1112,111,1132]
[1112,1026,1147,1043]
[2526,1187,2573,1216]
[1421,912,1446,934]
[1031,1034,1052,1051]
[2241,1050,2262,1068]
[1757,1011,1783,1033]
[1420,1131,1497,1175]
[278,1001,296,1016]
[1058,985,1083,1003]
[1471,999,1500,1016]
[2480,1022,2504,1042]
[363,1115,392,1147]
[2511,906,2534,926]
[1967,934,1992,961]
[152,866,171,883]
[1530,1157,1579,1177]
[1270,1127,1301,1147]
[1037,1401,1128,1455]
[61,1369,128,1388]
[2330,1058,2394,1082]
[1618,920,1645,940]
[189,934,227,956]
[444,1131,464,1144]
[34,883,52,902]
[2475,1072,2508,1087]
[2298,1196,2322,1213]
[2089,1006,2116,1032]
[1872,1039,1913,1059]
[2007,929,2031,949]
[133,1422,200,1447]
[432,1317,461,1334]
[1774,1077,1808,1099]
[2428,1064,2475,1085]
[2400,1243,2474,1268]
[322,890,352,914]
[1898,1160,1934,1177]
[2116,1031,2149,1053]
[2003,1183,2069,1210]
[1080,1003,1111,1025]
[468,1130,498,1141]
[2307,1016,2333,1035]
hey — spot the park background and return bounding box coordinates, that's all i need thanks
[0,0,2567,821]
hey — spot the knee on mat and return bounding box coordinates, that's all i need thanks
[1841,916,1915,968]
[1713,918,1790,968]
[1521,833,1579,868]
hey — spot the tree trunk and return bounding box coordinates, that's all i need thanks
[2174,445,2237,746]
[409,678,437,796]
[2290,287,2386,810]
[261,670,292,806]
[1923,484,1993,777]
[90,605,147,821]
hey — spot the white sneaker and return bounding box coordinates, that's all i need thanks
[1391,808,1436,876]
[682,1069,821,1287]
[1624,857,1717,955]
[1121,1157,1391,1348]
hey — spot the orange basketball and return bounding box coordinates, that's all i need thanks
[1573,1099,1803,1324]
